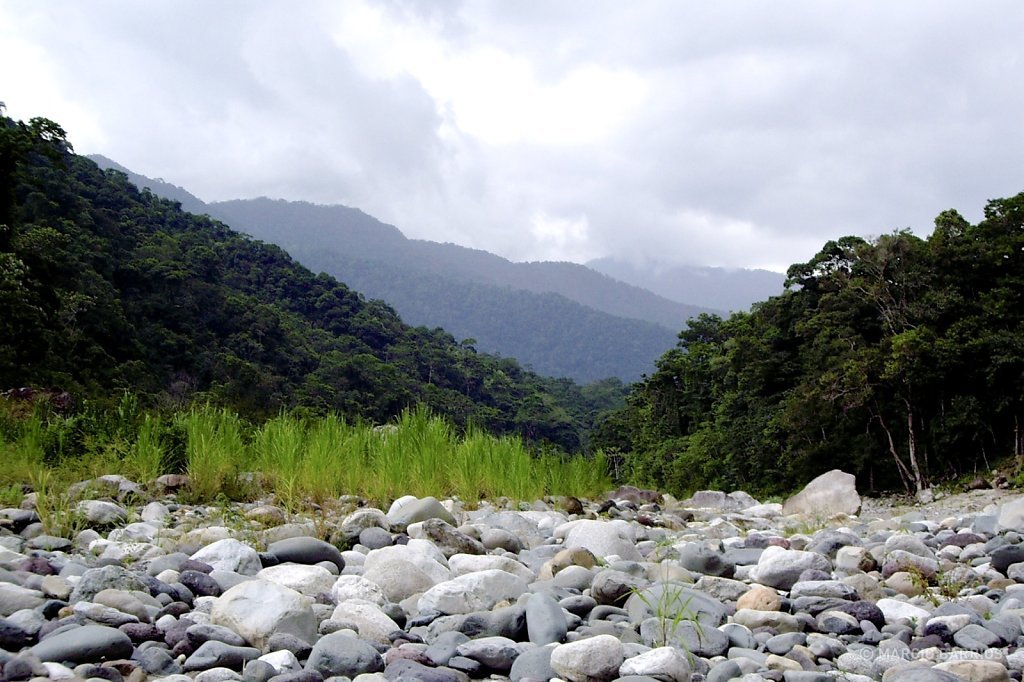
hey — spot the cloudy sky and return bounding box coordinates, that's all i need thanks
[2,2,1021,271]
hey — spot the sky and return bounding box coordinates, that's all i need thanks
[1,2,1022,272]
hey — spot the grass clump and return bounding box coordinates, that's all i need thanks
[0,396,613,508]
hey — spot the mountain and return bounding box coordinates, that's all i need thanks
[89,156,705,382]
[3,115,619,450]
[587,257,786,312]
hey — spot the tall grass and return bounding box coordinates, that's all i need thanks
[0,398,612,508]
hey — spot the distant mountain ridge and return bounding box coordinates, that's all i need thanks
[587,257,785,312]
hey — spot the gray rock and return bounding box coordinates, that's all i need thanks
[69,565,149,603]
[387,496,457,530]
[266,537,345,572]
[639,617,729,657]
[625,584,727,627]
[750,546,832,591]
[424,630,471,666]
[357,527,392,550]
[591,568,646,606]
[677,542,735,578]
[305,631,384,678]
[782,469,861,517]
[454,635,520,673]
[30,624,134,663]
[383,658,468,682]
[76,499,129,526]
[184,640,262,671]
[550,634,624,682]
[138,646,183,675]
[420,518,486,557]
[187,623,249,648]
[192,539,263,576]
[509,644,557,682]
[0,584,45,616]
[953,623,1004,650]
[526,592,567,645]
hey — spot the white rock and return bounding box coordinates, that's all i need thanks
[997,496,1024,533]
[76,500,128,525]
[191,539,262,576]
[330,599,400,645]
[141,501,170,524]
[211,579,316,650]
[256,564,336,598]
[782,469,861,517]
[361,544,450,602]
[259,649,301,674]
[618,646,691,681]
[749,546,832,591]
[550,634,624,682]
[332,575,388,606]
[417,569,528,615]
[554,519,642,561]
[448,554,535,582]
[875,598,932,625]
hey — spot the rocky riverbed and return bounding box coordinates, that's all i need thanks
[3,470,1024,682]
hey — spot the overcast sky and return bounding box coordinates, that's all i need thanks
[2,2,1022,271]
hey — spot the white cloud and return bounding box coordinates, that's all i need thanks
[1,0,1022,273]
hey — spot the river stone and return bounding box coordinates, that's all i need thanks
[184,640,262,672]
[187,623,248,648]
[256,564,336,598]
[305,631,384,677]
[211,580,315,651]
[526,592,568,645]
[933,659,1011,682]
[591,568,646,606]
[266,537,345,572]
[332,575,388,606]
[618,646,691,681]
[556,519,642,561]
[181,569,223,598]
[454,635,520,673]
[782,469,861,517]
[677,542,735,578]
[550,634,624,682]
[997,496,1024,533]
[30,624,133,663]
[0,583,45,616]
[69,564,148,603]
[750,546,833,590]
[448,554,535,583]
[876,598,932,625]
[387,496,457,530]
[330,600,399,645]
[76,500,128,526]
[384,658,467,682]
[418,569,528,615]
[419,519,486,557]
[358,527,393,550]
[640,618,729,657]
[192,539,263,576]
[509,644,557,682]
[625,584,727,626]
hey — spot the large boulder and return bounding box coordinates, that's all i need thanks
[782,469,861,517]
[418,569,529,615]
[554,519,642,561]
[997,496,1024,533]
[210,579,316,651]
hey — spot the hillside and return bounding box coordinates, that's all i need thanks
[2,115,620,450]
[587,257,786,312]
[87,157,695,382]
[600,196,1024,496]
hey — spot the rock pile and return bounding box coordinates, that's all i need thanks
[1,476,1024,681]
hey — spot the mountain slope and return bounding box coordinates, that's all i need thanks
[587,257,785,312]
[2,115,612,450]
[86,157,689,381]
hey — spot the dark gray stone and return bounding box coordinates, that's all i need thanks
[525,592,567,645]
[267,632,313,659]
[508,645,556,682]
[357,527,393,550]
[30,624,134,663]
[420,518,486,557]
[454,635,520,673]
[137,646,183,676]
[305,631,383,678]
[707,660,743,682]
[424,630,471,666]
[384,658,468,682]
[267,537,345,572]
[243,659,277,682]
[186,623,248,648]
[953,623,1003,651]
[677,542,735,578]
[180,569,223,597]
[69,565,148,604]
[183,640,261,672]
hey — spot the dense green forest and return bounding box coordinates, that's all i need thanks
[87,159,698,382]
[600,197,1024,496]
[0,112,624,452]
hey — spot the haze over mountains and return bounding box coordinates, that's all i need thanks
[89,155,783,382]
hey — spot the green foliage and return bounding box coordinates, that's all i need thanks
[602,194,1024,497]
[0,111,616,454]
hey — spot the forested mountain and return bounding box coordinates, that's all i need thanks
[2,114,624,450]
[86,156,702,381]
[587,257,785,312]
[600,198,1024,496]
